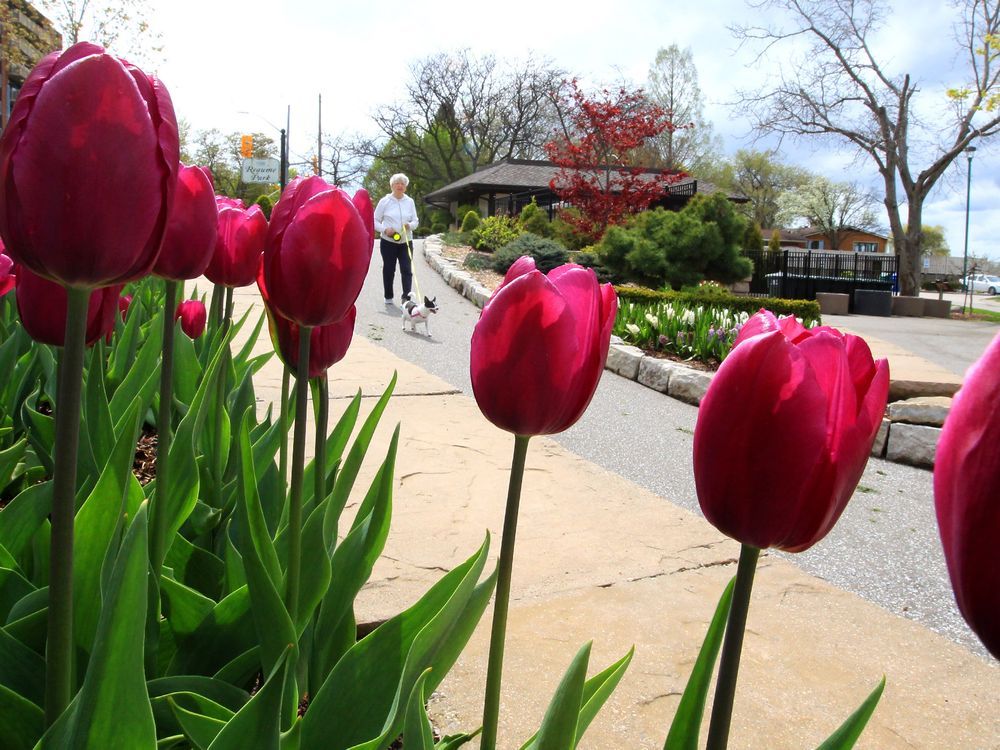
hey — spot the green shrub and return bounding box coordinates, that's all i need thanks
[254,194,273,219]
[415,225,434,237]
[456,203,480,222]
[471,215,520,253]
[430,208,453,229]
[491,232,568,274]
[517,197,552,237]
[442,230,472,247]
[767,229,782,254]
[463,251,493,271]
[743,221,764,252]
[597,198,754,290]
[552,207,592,251]
[431,222,447,234]
[460,210,482,232]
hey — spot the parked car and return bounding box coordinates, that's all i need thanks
[961,273,1000,295]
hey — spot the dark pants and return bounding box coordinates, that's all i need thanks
[380,238,412,300]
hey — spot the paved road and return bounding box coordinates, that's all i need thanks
[356,240,989,659]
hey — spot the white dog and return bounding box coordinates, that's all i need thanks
[401,294,439,336]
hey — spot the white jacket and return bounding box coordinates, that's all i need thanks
[374,194,419,243]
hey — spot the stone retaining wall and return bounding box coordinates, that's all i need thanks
[423,237,946,470]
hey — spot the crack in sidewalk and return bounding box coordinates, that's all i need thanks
[330,389,463,400]
[596,556,744,589]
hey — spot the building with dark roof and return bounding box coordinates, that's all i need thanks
[762,226,890,254]
[423,158,738,220]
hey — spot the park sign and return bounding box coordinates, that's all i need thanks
[241,157,280,184]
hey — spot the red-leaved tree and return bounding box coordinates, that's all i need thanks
[545,80,686,243]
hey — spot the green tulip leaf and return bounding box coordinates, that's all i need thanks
[83,346,115,477]
[231,309,265,371]
[529,642,592,750]
[165,532,225,601]
[234,409,296,677]
[212,646,261,688]
[815,676,886,750]
[109,310,163,430]
[663,576,736,750]
[173,324,202,407]
[0,567,36,626]
[161,574,218,638]
[0,622,45,704]
[37,502,155,749]
[309,428,397,689]
[0,437,26,495]
[296,501,332,634]
[72,399,142,651]
[166,586,256,677]
[402,668,436,750]
[0,682,43,750]
[206,647,291,750]
[171,699,228,750]
[0,479,51,560]
[436,730,482,750]
[149,676,248,742]
[301,389,360,518]
[106,295,144,388]
[20,387,54,476]
[300,534,490,750]
[322,374,396,549]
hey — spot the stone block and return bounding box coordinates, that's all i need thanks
[871,418,890,457]
[637,358,672,393]
[606,345,645,380]
[888,380,961,401]
[816,292,849,315]
[854,289,892,316]
[667,367,713,405]
[888,396,951,427]
[885,423,940,468]
[923,298,952,318]
[468,285,490,309]
[891,295,926,317]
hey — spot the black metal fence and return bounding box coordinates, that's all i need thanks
[746,250,898,309]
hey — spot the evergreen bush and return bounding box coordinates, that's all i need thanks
[517,197,552,237]
[461,210,482,232]
[471,215,520,253]
[491,232,568,274]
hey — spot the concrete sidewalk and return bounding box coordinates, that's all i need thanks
[228,286,998,749]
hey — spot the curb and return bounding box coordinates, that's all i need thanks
[423,237,945,469]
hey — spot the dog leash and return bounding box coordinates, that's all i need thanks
[392,198,424,302]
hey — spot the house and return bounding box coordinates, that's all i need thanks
[762,226,890,253]
[1,0,61,130]
[422,158,741,221]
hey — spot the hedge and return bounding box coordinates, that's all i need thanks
[614,285,822,325]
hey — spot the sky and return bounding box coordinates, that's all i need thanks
[135,0,998,261]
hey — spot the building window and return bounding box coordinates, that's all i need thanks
[807,239,824,249]
[854,241,877,253]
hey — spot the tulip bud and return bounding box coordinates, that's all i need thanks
[174,299,207,339]
[15,266,121,346]
[118,294,133,322]
[205,204,267,288]
[471,257,617,436]
[0,42,178,288]
[155,164,219,281]
[693,310,889,552]
[934,332,1000,658]
[262,175,373,327]
[0,241,15,296]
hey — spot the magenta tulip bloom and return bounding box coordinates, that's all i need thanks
[216,195,244,209]
[118,293,132,321]
[257,263,354,377]
[0,249,14,296]
[352,189,375,249]
[693,310,890,552]
[0,42,178,288]
[934,333,1000,658]
[204,204,267,288]
[154,164,218,281]
[470,257,617,436]
[175,299,207,339]
[16,266,121,346]
[262,176,374,327]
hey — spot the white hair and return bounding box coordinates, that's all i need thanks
[389,173,409,188]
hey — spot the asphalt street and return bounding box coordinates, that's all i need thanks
[356,240,990,659]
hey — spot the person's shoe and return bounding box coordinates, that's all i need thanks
[401,293,410,305]
[384,297,393,305]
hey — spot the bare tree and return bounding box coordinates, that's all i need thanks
[777,176,881,249]
[313,132,369,189]
[359,50,565,192]
[38,0,163,66]
[646,44,722,171]
[733,0,1000,296]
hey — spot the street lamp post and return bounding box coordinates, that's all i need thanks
[961,146,976,315]
[238,108,289,193]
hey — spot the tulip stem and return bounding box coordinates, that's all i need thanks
[286,326,311,621]
[210,283,224,331]
[225,286,234,323]
[481,433,531,750]
[45,286,91,726]
[212,297,231,508]
[314,376,329,505]
[279,367,290,498]
[706,543,760,750]
[151,279,178,578]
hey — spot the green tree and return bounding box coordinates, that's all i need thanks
[777,177,880,250]
[733,0,1000,296]
[190,127,278,205]
[645,44,722,171]
[903,224,951,257]
[700,150,812,229]
[517,198,552,237]
[767,228,782,254]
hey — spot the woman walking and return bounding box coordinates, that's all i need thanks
[374,173,420,305]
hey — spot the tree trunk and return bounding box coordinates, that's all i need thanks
[898,203,924,297]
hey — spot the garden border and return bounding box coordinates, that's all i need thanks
[421,236,943,470]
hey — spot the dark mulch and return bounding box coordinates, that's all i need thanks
[644,348,720,372]
[132,425,158,485]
